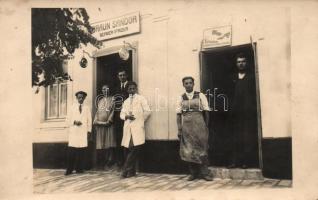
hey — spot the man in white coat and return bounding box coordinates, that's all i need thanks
[120,81,151,178]
[65,91,92,175]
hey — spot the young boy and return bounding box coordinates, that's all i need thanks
[65,91,92,175]
[120,81,151,178]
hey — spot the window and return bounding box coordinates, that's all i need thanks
[45,60,69,120]
[45,82,68,119]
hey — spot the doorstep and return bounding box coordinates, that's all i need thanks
[209,167,263,180]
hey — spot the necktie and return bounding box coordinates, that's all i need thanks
[79,104,82,113]
[121,83,124,91]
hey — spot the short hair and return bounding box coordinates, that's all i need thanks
[75,91,87,97]
[117,68,127,75]
[126,81,137,88]
[235,53,247,61]
[101,83,113,95]
[182,76,194,84]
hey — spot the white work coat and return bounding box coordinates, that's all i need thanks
[68,103,92,148]
[120,94,151,148]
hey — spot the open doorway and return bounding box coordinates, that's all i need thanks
[200,44,260,168]
[96,50,133,93]
[86,49,134,169]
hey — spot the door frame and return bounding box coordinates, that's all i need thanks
[89,41,138,168]
[92,41,138,115]
[199,43,263,169]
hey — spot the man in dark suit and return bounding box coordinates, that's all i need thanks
[227,53,259,169]
[113,69,129,168]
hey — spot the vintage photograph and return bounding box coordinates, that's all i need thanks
[31,3,292,193]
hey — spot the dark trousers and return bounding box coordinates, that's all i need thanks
[66,147,86,173]
[96,148,115,167]
[115,124,125,166]
[188,162,209,177]
[122,145,142,176]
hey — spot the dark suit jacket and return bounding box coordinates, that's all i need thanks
[113,83,129,127]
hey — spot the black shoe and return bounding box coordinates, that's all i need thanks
[64,171,72,176]
[126,171,136,178]
[187,175,197,181]
[120,171,128,179]
[76,170,84,174]
[241,165,248,169]
[107,160,116,167]
[201,175,213,181]
[227,164,236,169]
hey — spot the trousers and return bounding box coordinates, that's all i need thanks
[66,147,86,173]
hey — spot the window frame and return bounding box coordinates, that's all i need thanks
[45,81,68,120]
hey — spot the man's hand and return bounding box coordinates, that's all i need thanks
[74,121,82,126]
[125,114,136,121]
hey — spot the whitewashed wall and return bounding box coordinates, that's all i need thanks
[33,2,291,143]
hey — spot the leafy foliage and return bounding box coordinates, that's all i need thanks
[32,8,100,88]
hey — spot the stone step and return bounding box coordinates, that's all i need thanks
[209,167,263,180]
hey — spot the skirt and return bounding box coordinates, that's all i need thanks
[95,125,117,149]
[180,112,209,164]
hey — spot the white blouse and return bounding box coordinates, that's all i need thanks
[176,91,211,114]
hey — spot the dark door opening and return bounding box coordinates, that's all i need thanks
[200,44,260,168]
[96,50,133,93]
[86,50,133,169]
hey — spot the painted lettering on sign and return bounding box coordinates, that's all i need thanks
[92,12,140,41]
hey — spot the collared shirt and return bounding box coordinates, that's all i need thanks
[176,91,211,114]
[121,81,128,90]
[238,72,246,79]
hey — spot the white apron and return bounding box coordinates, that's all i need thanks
[68,103,92,148]
[120,94,151,148]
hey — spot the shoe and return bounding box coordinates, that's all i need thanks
[227,164,236,169]
[126,171,136,178]
[64,171,72,176]
[120,171,128,179]
[201,175,213,181]
[241,165,248,169]
[107,160,116,167]
[187,175,196,181]
[76,170,84,174]
[103,164,110,170]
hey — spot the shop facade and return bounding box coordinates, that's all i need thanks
[33,4,292,179]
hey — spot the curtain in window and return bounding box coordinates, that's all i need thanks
[48,85,58,118]
[59,84,67,117]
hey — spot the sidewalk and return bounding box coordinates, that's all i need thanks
[33,169,292,193]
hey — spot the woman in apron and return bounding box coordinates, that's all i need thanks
[176,76,213,181]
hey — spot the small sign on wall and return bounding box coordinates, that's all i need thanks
[91,12,140,41]
[202,25,232,49]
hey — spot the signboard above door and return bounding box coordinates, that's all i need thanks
[91,12,140,41]
[202,25,232,49]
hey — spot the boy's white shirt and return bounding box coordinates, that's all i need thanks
[120,94,151,148]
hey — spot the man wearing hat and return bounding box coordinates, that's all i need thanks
[65,91,92,175]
